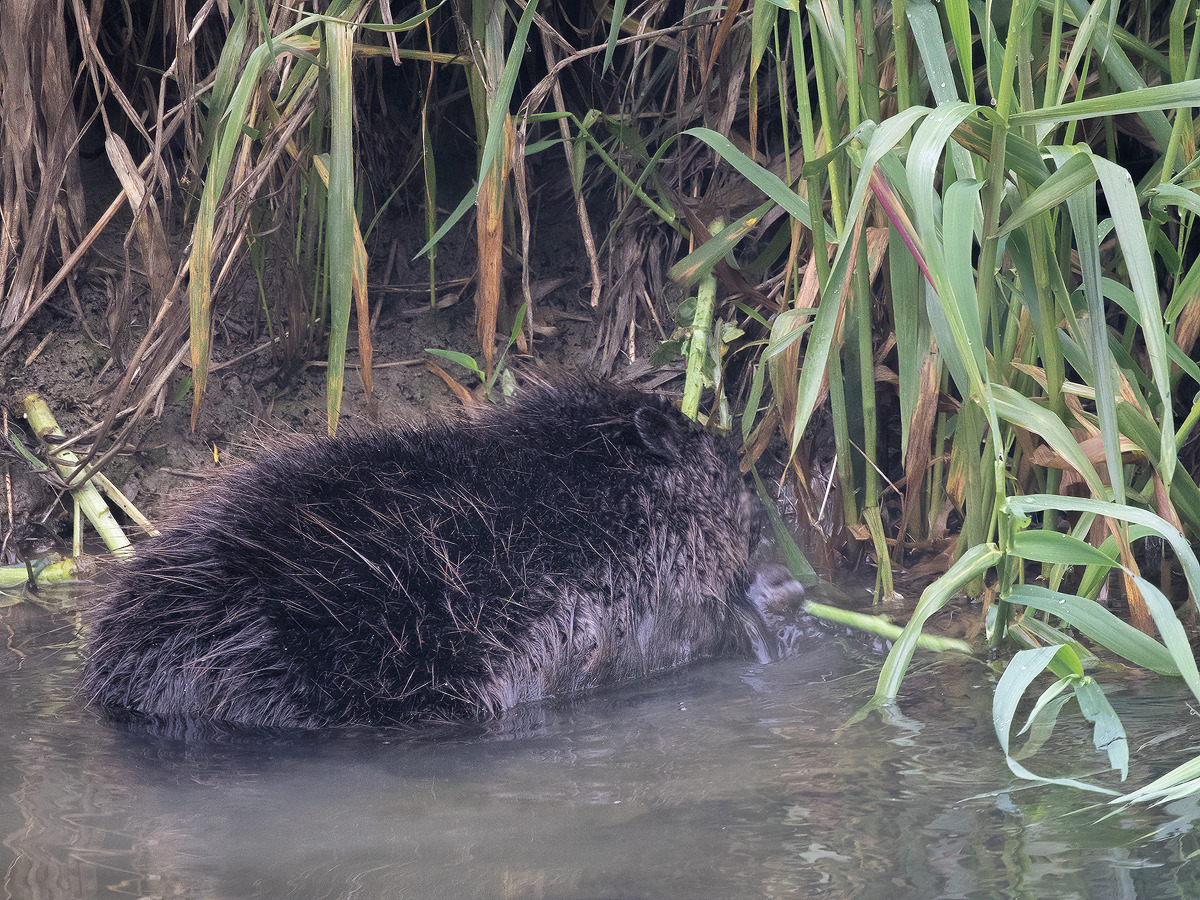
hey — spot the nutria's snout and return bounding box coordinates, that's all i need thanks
[745,563,807,661]
[748,564,807,612]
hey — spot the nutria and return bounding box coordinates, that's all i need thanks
[80,380,772,729]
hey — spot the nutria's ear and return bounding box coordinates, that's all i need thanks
[633,406,686,461]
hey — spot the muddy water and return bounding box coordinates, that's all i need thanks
[2,595,1198,900]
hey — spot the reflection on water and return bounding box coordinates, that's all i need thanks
[1,595,1198,899]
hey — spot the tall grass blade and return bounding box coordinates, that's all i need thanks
[1008,584,1181,675]
[992,645,1122,794]
[416,0,541,258]
[188,23,280,426]
[990,384,1106,495]
[1010,79,1200,126]
[324,19,355,433]
[1008,495,1200,628]
[867,542,1002,708]
[683,128,812,224]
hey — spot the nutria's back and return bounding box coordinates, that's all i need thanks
[80,381,767,729]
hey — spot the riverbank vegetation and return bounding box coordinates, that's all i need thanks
[3,0,1200,804]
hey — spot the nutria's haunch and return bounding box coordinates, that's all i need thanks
[80,381,772,729]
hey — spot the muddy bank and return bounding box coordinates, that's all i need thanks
[0,157,641,547]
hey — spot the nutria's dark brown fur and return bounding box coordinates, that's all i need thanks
[80,381,769,729]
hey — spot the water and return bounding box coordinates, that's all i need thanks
[2,596,1199,899]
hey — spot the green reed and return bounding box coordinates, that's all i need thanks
[682,0,1200,805]
[141,0,1200,804]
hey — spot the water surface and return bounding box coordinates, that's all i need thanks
[2,595,1198,899]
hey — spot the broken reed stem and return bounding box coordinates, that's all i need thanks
[23,394,133,557]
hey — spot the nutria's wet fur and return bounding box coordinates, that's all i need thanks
[80,381,768,729]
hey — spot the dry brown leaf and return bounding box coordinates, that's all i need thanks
[476,115,514,373]
[106,134,175,314]
[425,361,475,406]
[893,342,941,561]
[1027,435,1144,481]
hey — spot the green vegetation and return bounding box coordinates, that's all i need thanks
[3,0,1200,804]
[711,0,1200,807]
